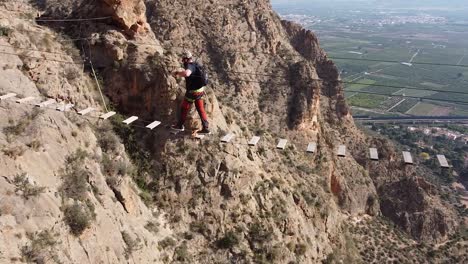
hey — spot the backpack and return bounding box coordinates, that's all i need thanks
[195,62,209,86]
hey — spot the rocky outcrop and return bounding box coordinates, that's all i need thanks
[379,177,457,242]
[0,3,173,263]
[101,0,150,36]
[281,20,326,62]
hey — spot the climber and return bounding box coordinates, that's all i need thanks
[170,50,211,134]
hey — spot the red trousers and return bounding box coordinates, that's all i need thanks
[178,91,209,128]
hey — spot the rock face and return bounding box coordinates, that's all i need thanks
[101,0,150,36]
[379,177,457,242]
[0,0,463,263]
[0,2,172,263]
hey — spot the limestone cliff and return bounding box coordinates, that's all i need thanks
[0,0,465,263]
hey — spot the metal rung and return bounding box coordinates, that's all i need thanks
[277,139,287,150]
[249,136,261,146]
[100,111,116,120]
[35,99,56,108]
[123,116,138,125]
[369,148,379,160]
[0,93,16,100]
[56,103,74,112]
[437,155,449,168]
[16,97,35,104]
[307,142,317,153]
[403,151,413,164]
[337,145,346,157]
[78,107,95,115]
[146,121,161,130]
[221,133,234,143]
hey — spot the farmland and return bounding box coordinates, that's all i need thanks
[275,3,468,116]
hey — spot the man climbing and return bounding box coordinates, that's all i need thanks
[171,50,211,134]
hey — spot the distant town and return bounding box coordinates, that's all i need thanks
[280,13,447,28]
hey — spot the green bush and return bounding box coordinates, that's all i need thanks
[216,231,240,249]
[159,237,176,249]
[60,149,90,202]
[295,243,307,256]
[13,173,45,199]
[3,110,42,140]
[174,242,190,261]
[21,230,58,263]
[144,221,160,234]
[63,202,93,236]
[249,222,273,245]
[97,126,121,154]
[0,26,12,37]
[61,165,89,202]
[122,231,141,258]
[101,154,128,177]
[190,221,210,237]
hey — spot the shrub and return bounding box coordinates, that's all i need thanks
[27,140,42,151]
[122,231,141,258]
[139,190,153,205]
[159,237,176,249]
[216,231,240,249]
[249,222,273,245]
[21,230,58,263]
[3,110,42,140]
[61,150,90,201]
[13,173,45,199]
[190,221,210,237]
[97,128,120,154]
[295,243,307,256]
[174,242,190,261]
[101,154,128,177]
[144,221,160,234]
[63,202,93,236]
[2,146,25,159]
[0,26,12,37]
[64,67,80,81]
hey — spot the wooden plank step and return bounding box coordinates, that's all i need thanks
[78,107,95,116]
[276,139,287,150]
[403,151,413,164]
[437,155,449,168]
[35,99,56,108]
[123,116,138,125]
[248,136,261,146]
[307,142,317,153]
[0,93,16,100]
[369,148,379,160]
[100,111,116,120]
[337,145,346,157]
[56,103,74,112]
[146,121,161,130]
[221,133,235,143]
[16,97,35,104]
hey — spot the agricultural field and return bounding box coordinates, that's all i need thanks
[276,6,468,116]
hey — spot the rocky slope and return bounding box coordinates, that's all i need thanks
[0,0,465,263]
[0,1,173,263]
